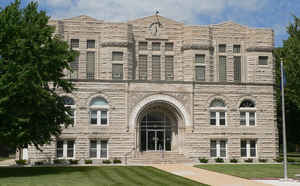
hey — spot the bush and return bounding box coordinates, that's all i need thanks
[230,158,238,163]
[259,158,267,163]
[199,157,208,163]
[215,158,224,163]
[53,159,65,164]
[85,160,93,164]
[69,159,79,164]
[244,158,253,163]
[288,158,296,163]
[273,157,283,162]
[113,159,122,164]
[15,160,27,165]
[34,161,44,165]
[102,160,111,164]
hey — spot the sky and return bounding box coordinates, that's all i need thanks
[0,0,299,47]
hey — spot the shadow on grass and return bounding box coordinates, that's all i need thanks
[0,166,99,178]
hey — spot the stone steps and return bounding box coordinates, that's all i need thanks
[127,152,194,164]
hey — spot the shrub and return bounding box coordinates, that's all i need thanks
[53,159,65,164]
[199,157,208,163]
[113,159,122,164]
[15,160,27,165]
[215,158,224,163]
[244,158,253,163]
[69,159,79,164]
[230,158,238,163]
[34,161,44,165]
[102,160,111,164]
[273,157,283,162]
[85,160,93,164]
[287,158,295,163]
[259,158,267,163]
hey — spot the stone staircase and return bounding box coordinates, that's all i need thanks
[127,151,194,164]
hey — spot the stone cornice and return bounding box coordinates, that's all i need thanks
[246,46,273,52]
[101,41,133,48]
[182,44,214,51]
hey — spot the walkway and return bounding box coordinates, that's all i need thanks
[152,164,273,186]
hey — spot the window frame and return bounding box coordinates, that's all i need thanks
[112,64,124,80]
[240,139,257,158]
[233,44,241,53]
[210,140,227,158]
[71,39,79,48]
[112,51,123,61]
[56,140,75,159]
[195,54,206,81]
[89,98,110,126]
[258,56,268,65]
[87,40,96,49]
[152,42,161,51]
[239,100,256,126]
[165,42,174,51]
[209,99,227,126]
[139,42,148,50]
[89,139,109,159]
[218,44,226,53]
[62,96,76,127]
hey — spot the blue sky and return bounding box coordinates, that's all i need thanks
[1,0,299,47]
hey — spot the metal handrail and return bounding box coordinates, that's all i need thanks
[124,147,135,165]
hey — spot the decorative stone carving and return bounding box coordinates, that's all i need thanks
[246,47,273,52]
[182,44,214,51]
[101,42,133,48]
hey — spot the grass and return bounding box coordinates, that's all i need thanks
[0,166,207,186]
[0,157,10,161]
[195,164,300,179]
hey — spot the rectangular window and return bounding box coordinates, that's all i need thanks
[165,56,174,80]
[67,140,74,158]
[152,55,161,80]
[90,110,108,125]
[139,42,147,50]
[86,52,95,79]
[233,45,241,53]
[210,140,226,158]
[219,44,226,53]
[89,140,97,158]
[90,110,97,124]
[234,56,241,82]
[112,64,123,80]
[112,52,123,61]
[241,140,256,157]
[210,111,226,126]
[101,140,108,158]
[240,112,256,126]
[69,55,79,79]
[139,55,148,80]
[259,56,268,65]
[101,111,108,125]
[87,40,95,49]
[165,42,174,51]
[152,42,161,51]
[219,56,227,81]
[195,54,205,64]
[56,141,64,158]
[195,66,205,81]
[71,39,79,48]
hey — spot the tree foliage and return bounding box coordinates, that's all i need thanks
[275,16,300,150]
[0,0,77,150]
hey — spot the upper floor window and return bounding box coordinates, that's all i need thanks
[89,97,109,126]
[152,42,161,51]
[71,39,79,48]
[210,140,227,158]
[139,42,147,50]
[258,56,268,65]
[233,56,241,82]
[139,55,148,80]
[152,55,161,80]
[195,54,205,64]
[86,52,95,79]
[210,99,226,126]
[233,45,241,53]
[219,56,227,81]
[218,44,226,53]
[165,42,174,51]
[87,40,95,49]
[62,96,76,126]
[240,100,256,126]
[112,64,123,80]
[165,56,174,80]
[68,55,79,79]
[112,52,123,61]
[195,55,205,81]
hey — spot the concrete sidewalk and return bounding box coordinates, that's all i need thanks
[152,164,273,186]
[0,159,15,166]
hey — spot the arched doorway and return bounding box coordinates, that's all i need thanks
[137,102,181,152]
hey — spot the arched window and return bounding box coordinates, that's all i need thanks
[89,97,109,126]
[62,96,76,126]
[209,99,226,126]
[239,99,256,126]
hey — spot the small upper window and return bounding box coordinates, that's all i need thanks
[112,52,123,61]
[87,40,95,49]
[259,56,268,65]
[195,54,205,64]
[219,44,226,53]
[165,42,174,51]
[233,45,241,53]
[71,39,79,48]
[210,99,226,108]
[139,42,147,50]
[152,42,161,51]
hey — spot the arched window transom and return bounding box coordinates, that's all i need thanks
[240,100,255,108]
[210,99,226,108]
[239,99,256,126]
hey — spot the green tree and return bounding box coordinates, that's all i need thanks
[275,16,300,151]
[0,0,77,153]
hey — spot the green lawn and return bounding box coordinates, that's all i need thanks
[196,164,300,179]
[0,166,207,186]
[0,157,10,161]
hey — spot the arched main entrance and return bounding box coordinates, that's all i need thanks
[137,102,182,152]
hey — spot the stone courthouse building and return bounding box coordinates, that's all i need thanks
[24,14,278,163]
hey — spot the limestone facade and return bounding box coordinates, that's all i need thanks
[26,15,277,163]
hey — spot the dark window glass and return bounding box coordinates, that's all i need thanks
[219,44,226,53]
[86,52,95,79]
[139,55,148,80]
[259,56,268,65]
[101,111,107,125]
[233,45,240,53]
[90,140,97,158]
[165,56,174,80]
[67,140,74,158]
[152,42,160,51]
[56,141,63,158]
[71,39,79,48]
[210,112,216,125]
[139,42,147,50]
[112,64,123,80]
[87,40,95,49]
[165,42,174,51]
[240,112,246,125]
[112,52,123,61]
[219,112,225,125]
[219,56,227,81]
[234,56,241,82]
[90,110,97,124]
[152,55,161,80]
[195,66,205,81]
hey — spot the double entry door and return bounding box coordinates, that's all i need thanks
[146,129,172,151]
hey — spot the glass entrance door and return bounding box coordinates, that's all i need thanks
[147,130,165,151]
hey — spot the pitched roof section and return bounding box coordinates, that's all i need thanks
[128,15,184,25]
